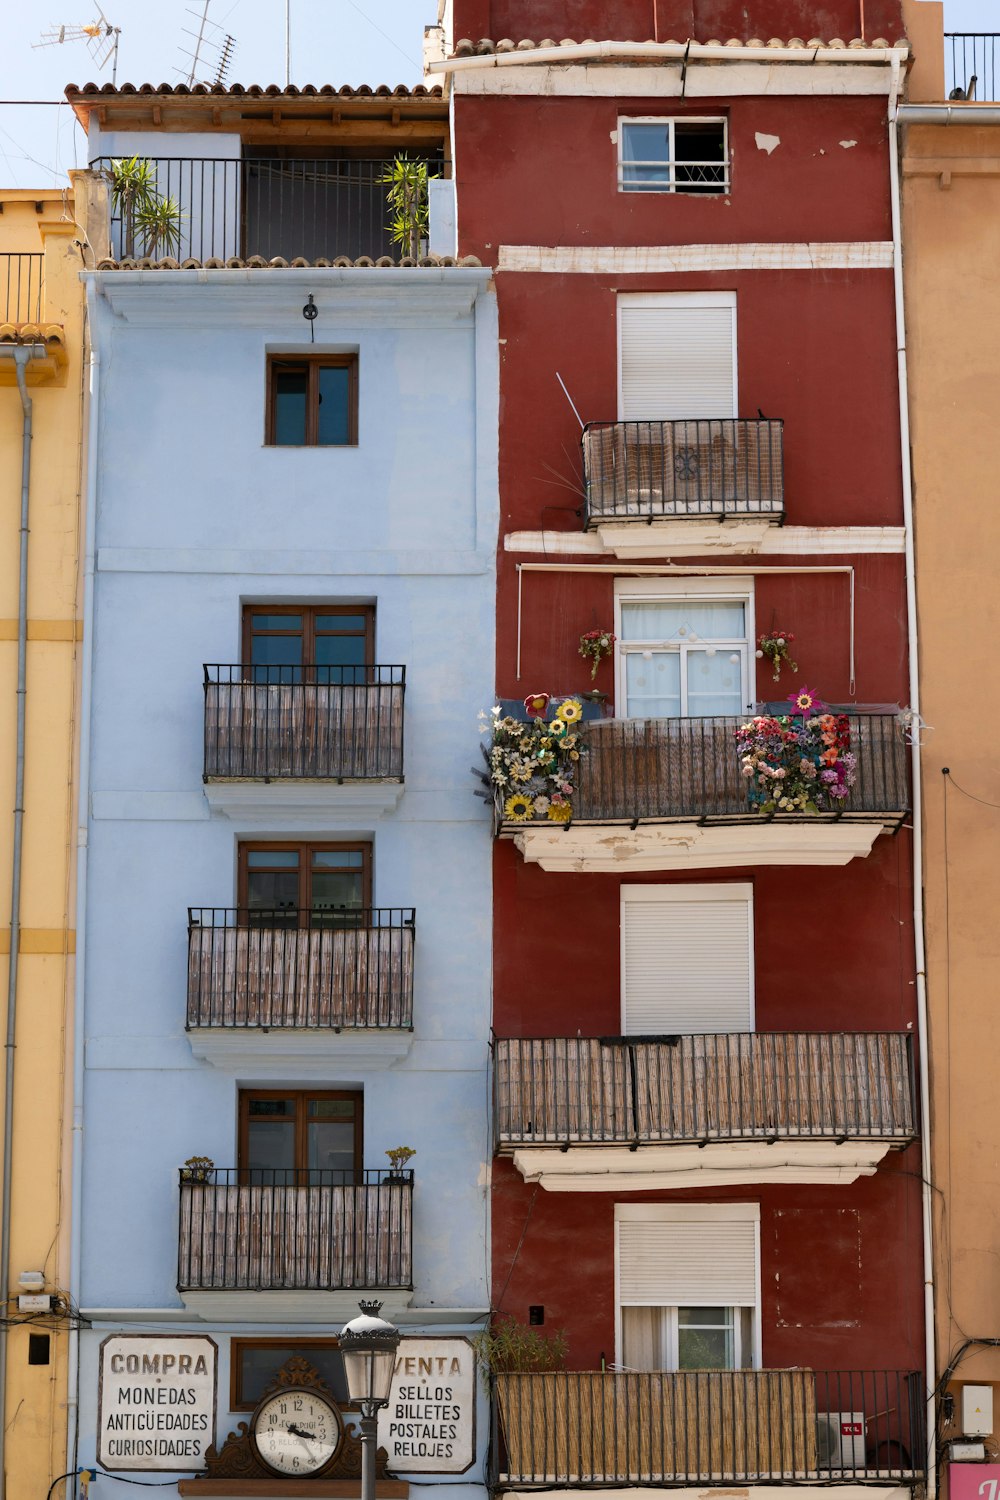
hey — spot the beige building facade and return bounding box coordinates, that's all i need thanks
[0,184,85,1495]
[903,0,1000,1481]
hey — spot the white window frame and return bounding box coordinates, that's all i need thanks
[616,291,738,422]
[619,883,756,1034]
[614,1202,762,1371]
[613,575,755,719]
[618,117,730,195]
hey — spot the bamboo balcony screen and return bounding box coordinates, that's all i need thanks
[203,667,404,781]
[493,1034,916,1147]
[186,911,415,1030]
[582,419,784,525]
[549,715,909,827]
[177,1171,413,1292]
[495,1370,925,1484]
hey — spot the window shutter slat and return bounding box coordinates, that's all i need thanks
[619,303,736,420]
[618,1219,758,1305]
[622,892,752,1034]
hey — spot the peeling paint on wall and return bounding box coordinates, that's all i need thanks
[755,131,781,154]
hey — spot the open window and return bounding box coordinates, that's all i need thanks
[616,1203,761,1371]
[619,118,729,195]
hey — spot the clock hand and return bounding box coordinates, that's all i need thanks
[286,1423,320,1442]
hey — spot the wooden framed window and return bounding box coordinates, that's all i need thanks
[237,840,372,927]
[615,1203,761,1372]
[231,1339,353,1412]
[266,354,358,447]
[242,604,374,683]
[238,1090,363,1183]
[619,118,729,194]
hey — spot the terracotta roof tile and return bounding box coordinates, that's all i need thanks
[65,81,443,99]
[448,35,906,55]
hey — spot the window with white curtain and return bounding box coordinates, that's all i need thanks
[615,579,753,719]
[616,1204,761,1373]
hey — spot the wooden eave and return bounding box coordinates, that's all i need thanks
[64,89,448,149]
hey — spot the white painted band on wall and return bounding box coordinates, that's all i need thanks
[498,243,895,274]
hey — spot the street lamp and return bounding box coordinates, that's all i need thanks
[341,1300,401,1500]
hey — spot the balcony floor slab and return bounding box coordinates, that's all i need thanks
[511,821,887,872]
[499,1484,916,1496]
[186,1028,414,1073]
[178,1289,414,1323]
[203,779,404,822]
[509,1141,898,1191]
[592,516,779,558]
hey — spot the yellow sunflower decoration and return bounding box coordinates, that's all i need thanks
[547,800,573,823]
[556,698,583,724]
[504,793,535,822]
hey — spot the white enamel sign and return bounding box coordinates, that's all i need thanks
[98,1335,217,1472]
[384,1336,476,1473]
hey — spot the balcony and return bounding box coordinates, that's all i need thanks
[202,665,405,818]
[946,34,998,100]
[495,1370,925,1485]
[582,419,784,558]
[494,1034,916,1190]
[91,156,443,264]
[177,1168,413,1322]
[0,252,67,383]
[502,714,908,873]
[186,908,415,1071]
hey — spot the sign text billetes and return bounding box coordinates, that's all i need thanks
[384,1337,476,1473]
[98,1335,218,1473]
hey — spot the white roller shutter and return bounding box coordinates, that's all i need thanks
[618,294,736,420]
[621,884,753,1034]
[618,1213,758,1306]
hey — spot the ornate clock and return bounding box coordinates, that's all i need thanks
[249,1381,343,1478]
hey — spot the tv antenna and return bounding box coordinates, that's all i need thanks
[177,1,238,87]
[34,6,122,85]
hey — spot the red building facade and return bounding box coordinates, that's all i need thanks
[444,0,926,1490]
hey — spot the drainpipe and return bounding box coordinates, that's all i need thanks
[0,341,43,1500]
[65,282,100,1485]
[897,103,1000,124]
[887,54,937,1495]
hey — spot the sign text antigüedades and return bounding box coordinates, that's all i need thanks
[98,1336,217,1473]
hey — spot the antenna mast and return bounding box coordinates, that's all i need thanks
[175,1,238,88]
[35,6,122,84]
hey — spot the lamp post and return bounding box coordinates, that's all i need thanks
[340,1300,401,1500]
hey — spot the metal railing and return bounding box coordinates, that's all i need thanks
[493,1034,916,1147]
[501,714,906,828]
[187,908,415,1030]
[203,665,405,781]
[945,34,998,100]
[1,253,43,324]
[582,420,784,526]
[92,156,442,262]
[177,1168,413,1292]
[494,1370,925,1484]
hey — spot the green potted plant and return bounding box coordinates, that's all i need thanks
[180,1155,214,1185]
[379,156,436,259]
[107,156,183,259]
[385,1145,416,1180]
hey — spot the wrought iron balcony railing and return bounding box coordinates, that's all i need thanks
[582,419,784,526]
[493,1034,916,1148]
[1,253,43,324]
[497,714,907,830]
[177,1168,413,1292]
[945,34,998,100]
[494,1370,925,1484]
[186,908,415,1030]
[203,665,405,782]
[92,156,442,262]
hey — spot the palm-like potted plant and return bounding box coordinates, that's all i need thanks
[108,156,183,259]
[379,156,436,259]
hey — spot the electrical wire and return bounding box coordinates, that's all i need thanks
[941,766,1000,810]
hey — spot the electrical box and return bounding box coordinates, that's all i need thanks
[17,1294,53,1312]
[962,1385,994,1437]
[950,1442,987,1461]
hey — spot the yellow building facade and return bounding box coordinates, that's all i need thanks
[0,184,84,1496]
[902,0,1000,1481]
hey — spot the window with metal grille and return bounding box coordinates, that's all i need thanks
[619,118,729,194]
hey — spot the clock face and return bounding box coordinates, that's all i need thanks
[250,1388,344,1477]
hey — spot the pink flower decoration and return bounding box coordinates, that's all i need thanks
[787,686,826,718]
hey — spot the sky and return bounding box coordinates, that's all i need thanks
[0,0,995,188]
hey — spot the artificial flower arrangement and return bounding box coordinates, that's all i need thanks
[755,628,798,683]
[578,628,616,681]
[735,687,857,815]
[480,694,585,824]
